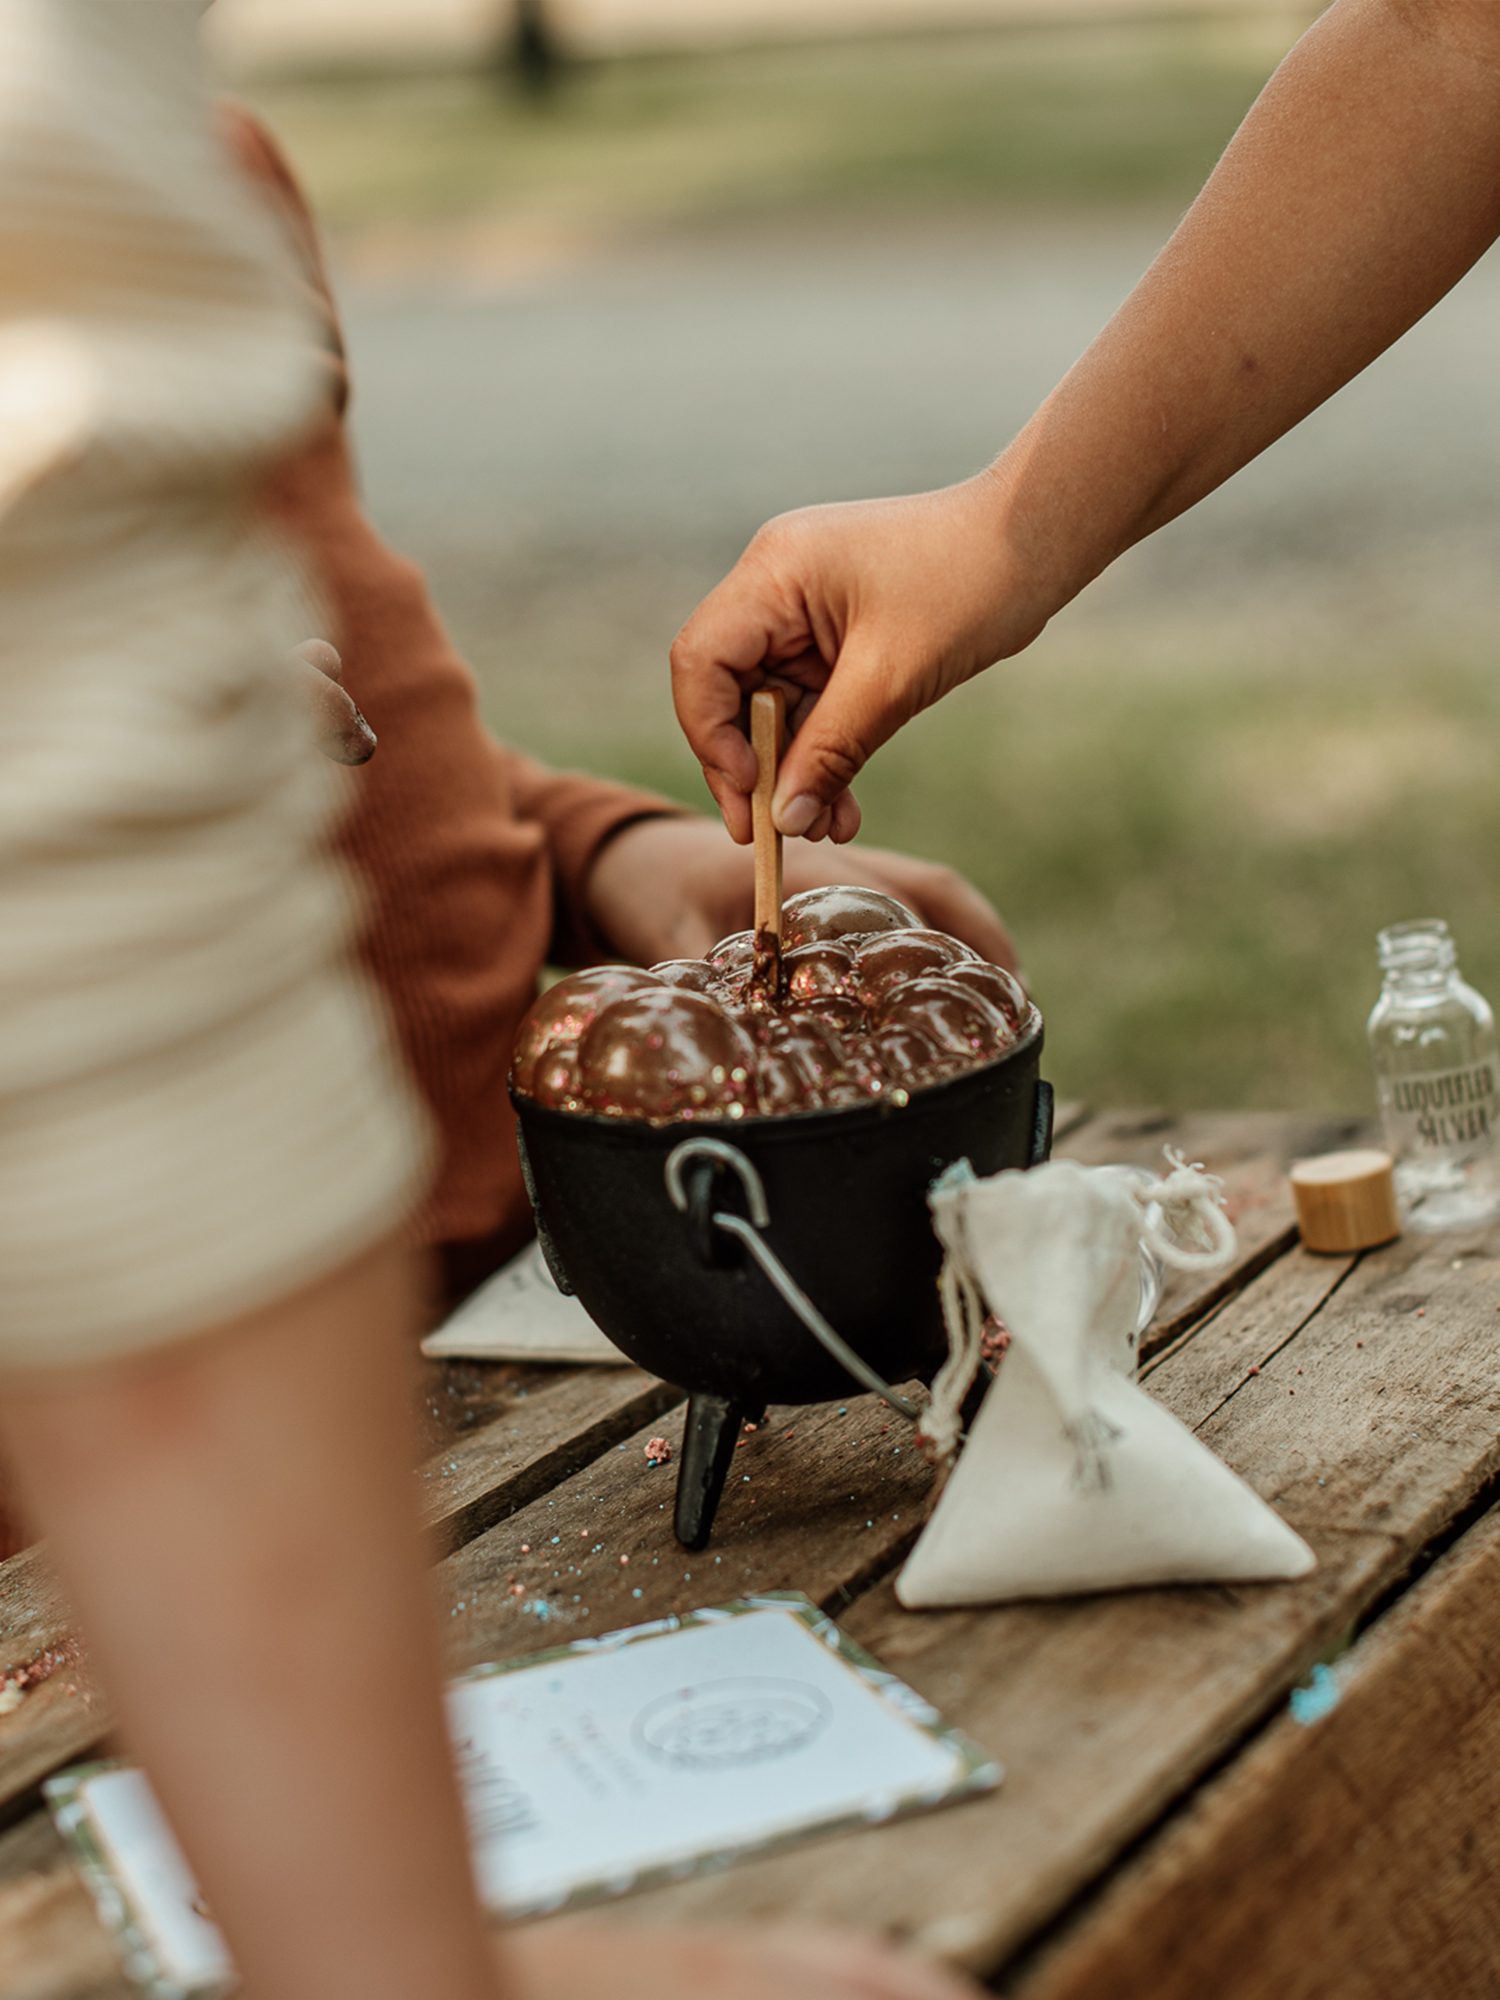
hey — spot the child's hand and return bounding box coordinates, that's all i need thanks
[288,639,377,765]
[584,813,1020,973]
[670,478,1043,846]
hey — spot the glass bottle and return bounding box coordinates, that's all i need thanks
[1367,920,1500,1232]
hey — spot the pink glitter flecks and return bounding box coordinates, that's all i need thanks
[644,1437,673,1467]
[980,1315,1011,1364]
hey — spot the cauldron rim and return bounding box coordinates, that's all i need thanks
[507,1009,1043,1144]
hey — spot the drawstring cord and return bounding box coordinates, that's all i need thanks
[1137,1146,1236,1272]
[920,1147,1235,1469]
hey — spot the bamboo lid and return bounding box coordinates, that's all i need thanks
[1290,1149,1401,1254]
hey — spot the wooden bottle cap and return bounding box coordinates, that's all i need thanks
[1290,1149,1401,1254]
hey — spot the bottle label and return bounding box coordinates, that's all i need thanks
[1379,1059,1500,1157]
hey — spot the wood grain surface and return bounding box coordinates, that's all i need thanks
[1008,1497,1500,2000]
[419,1366,681,1556]
[6,1107,1496,2000]
[438,1387,937,1675]
[538,1189,1500,1973]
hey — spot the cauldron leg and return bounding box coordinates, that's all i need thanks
[674,1393,744,1552]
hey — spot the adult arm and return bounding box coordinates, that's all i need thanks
[671,0,1500,840]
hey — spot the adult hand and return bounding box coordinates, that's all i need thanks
[669,476,1042,846]
[584,813,1020,974]
[507,1921,982,2000]
[288,639,377,765]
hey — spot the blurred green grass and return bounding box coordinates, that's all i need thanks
[861,642,1500,1117]
[239,15,1309,237]
[239,15,1494,1120]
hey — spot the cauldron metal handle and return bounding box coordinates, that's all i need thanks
[664,1138,922,1421]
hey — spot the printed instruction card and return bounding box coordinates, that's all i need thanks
[49,1594,999,1999]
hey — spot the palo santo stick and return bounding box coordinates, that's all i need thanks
[750,687,788,1001]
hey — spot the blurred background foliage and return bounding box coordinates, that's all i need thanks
[243,19,1298,233]
[232,13,1500,1117]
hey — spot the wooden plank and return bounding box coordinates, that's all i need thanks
[534,1211,1500,1970]
[437,1388,938,1673]
[1188,1222,1500,1569]
[0,1553,76,1688]
[1140,1242,1358,1414]
[414,1354,547,1457]
[419,1366,681,1557]
[1057,1108,1374,1357]
[1055,1107,1371,1177]
[550,1530,1392,1966]
[0,1554,103,1837]
[1008,1496,1500,2000]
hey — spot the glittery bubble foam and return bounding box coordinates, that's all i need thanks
[783,940,859,1003]
[853,929,976,1008]
[865,1025,947,1097]
[650,958,722,995]
[511,966,662,1098]
[781,885,918,949]
[945,960,1030,1031]
[749,1011,855,1113]
[876,976,1012,1065]
[578,988,760,1123]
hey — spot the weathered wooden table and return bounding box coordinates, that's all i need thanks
[3,1106,1499,1999]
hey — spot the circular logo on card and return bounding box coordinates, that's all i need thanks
[634,1677,832,1770]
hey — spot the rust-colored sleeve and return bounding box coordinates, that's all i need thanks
[222,104,685,1271]
[501,749,687,969]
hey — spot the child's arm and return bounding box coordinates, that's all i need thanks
[671,0,1500,843]
[0,1249,508,2000]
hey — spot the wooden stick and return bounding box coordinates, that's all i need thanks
[750,687,787,1001]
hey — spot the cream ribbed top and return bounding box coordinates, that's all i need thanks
[0,0,427,1365]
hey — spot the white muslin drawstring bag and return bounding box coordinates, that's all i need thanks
[896,1155,1314,1609]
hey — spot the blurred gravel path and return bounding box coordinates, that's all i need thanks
[334,210,1500,737]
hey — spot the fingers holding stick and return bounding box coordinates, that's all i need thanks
[750,687,787,1003]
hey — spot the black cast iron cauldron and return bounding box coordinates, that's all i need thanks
[512,1024,1051,1549]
